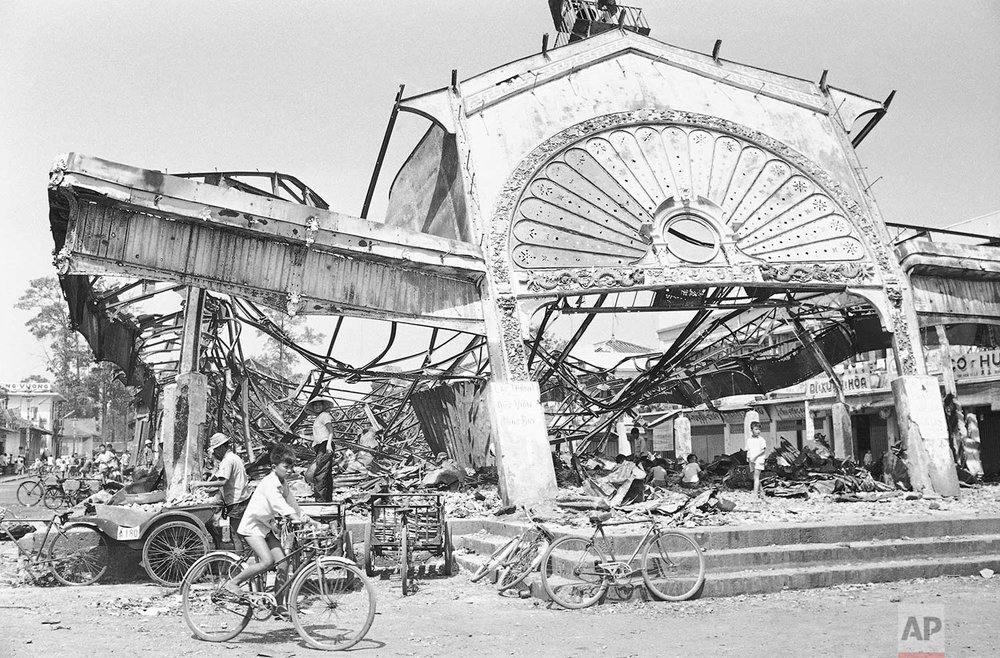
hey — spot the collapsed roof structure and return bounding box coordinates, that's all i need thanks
[46,2,1000,502]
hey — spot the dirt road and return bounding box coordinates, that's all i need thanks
[1,571,997,657]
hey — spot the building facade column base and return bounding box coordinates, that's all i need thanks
[891,375,960,497]
[161,372,208,501]
[487,381,558,506]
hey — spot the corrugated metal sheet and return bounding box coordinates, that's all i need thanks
[68,200,484,331]
[410,382,493,469]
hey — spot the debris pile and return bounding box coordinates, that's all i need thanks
[754,439,897,498]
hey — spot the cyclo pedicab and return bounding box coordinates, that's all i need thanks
[2,470,219,587]
[63,487,220,586]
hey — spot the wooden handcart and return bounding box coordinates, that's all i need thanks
[362,492,453,595]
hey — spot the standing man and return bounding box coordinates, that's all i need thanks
[303,399,336,502]
[356,422,380,469]
[192,433,250,551]
[745,421,768,499]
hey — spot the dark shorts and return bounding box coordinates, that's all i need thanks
[226,498,250,531]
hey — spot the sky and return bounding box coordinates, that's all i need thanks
[1,0,998,382]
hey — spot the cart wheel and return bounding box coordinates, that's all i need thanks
[362,523,375,576]
[17,481,43,506]
[43,486,65,510]
[143,520,210,587]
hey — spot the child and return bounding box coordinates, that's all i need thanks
[223,444,313,613]
[680,454,701,489]
[745,421,768,499]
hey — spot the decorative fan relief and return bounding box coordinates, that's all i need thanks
[510,124,867,270]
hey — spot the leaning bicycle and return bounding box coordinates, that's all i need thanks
[539,511,705,609]
[469,507,554,593]
[16,474,47,507]
[0,506,110,585]
[180,520,376,651]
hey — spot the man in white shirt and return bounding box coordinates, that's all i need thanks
[96,445,115,481]
[745,421,768,499]
[192,433,250,551]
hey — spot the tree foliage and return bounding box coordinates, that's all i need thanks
[15,277,130,439]
[255,309,326,382]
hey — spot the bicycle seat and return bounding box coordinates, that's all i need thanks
[588,511,612,526]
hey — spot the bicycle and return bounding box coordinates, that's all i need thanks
[538,511,705,609]
[16,473,49,507]
[469,508,555,593]
[0,506,110,585]
[42,477,101,510]
[180,520,376,651]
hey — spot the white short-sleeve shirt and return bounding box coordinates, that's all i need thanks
[237,471,301,538]
[215,451,249,506]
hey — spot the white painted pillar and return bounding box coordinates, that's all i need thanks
[892,375,960,497]
[674,413,691,460]
[487,382,558,505]
[804,400,814,448]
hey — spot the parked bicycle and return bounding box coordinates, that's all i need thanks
[16,473,50,507]
[180,519,376,651]
[539,510,705,609]
[42,477,102,510]
[469,508,555,593]
[0,506,111,585]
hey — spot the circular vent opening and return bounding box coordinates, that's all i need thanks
[663,214,720,263]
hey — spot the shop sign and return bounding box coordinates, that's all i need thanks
[770,405,806,420]
[953,349,1000,380]
[0,382,55,394]
[805,362,876,398]
[685,411,722,426]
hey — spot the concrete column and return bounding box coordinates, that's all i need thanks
[743,408,760,438]
[822,414,834,446]
[486,381,558,505]
[891,375,960,497]
[935,326,958,396]
[674,413,691,459]
[616,418,630,455]
[162,372,209,500]
[161,286,208,500]
[804,400,814,448]
[831,402,854,461]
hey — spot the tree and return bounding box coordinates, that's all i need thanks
[15,277,94,416]
[16,277,135,449]
[255,309,326,382]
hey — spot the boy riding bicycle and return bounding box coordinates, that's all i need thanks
[221,444,315,617]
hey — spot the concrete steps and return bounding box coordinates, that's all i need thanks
[452,514,1000,603]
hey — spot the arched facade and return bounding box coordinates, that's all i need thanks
[485,111,920,382]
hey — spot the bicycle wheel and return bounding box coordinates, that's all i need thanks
[641,531,705,602]
[43,486,65,510]
[143,520,211,587]
[180,552,252,642]
[469,537,517,583]
[496,534,547,593]
[539,535,610,609]
[400,524,410,596]
[17,481,43,506]
[47,523,110,586]
[288,558,376,651]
